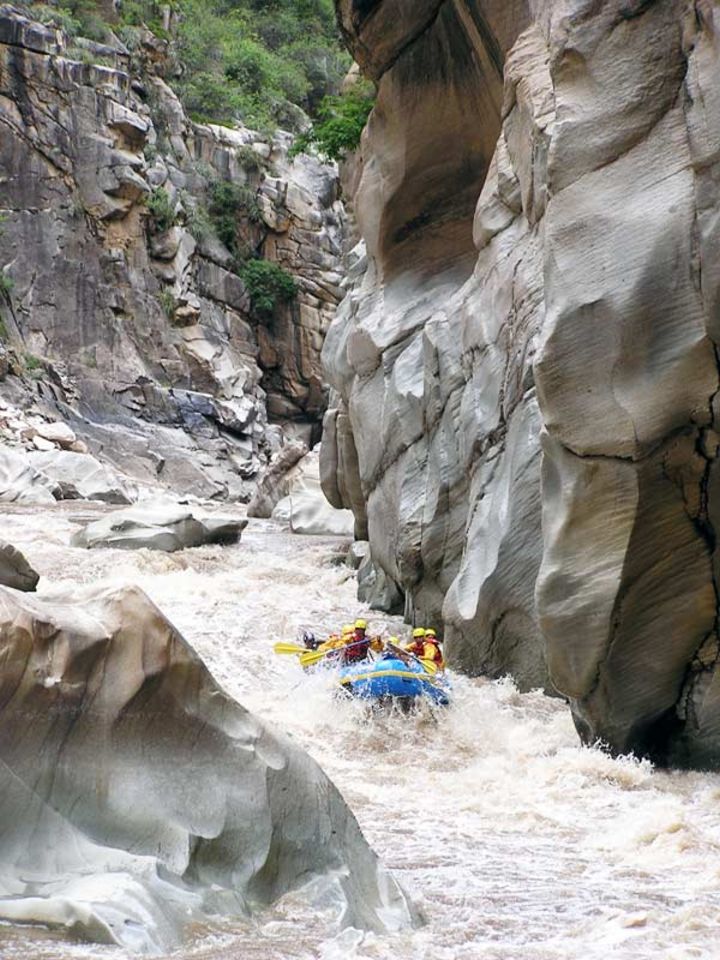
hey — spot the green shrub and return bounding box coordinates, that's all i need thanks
[30,3,81,35]
[183,198,214,244]
[290,85,374,162]
[180,71,242,126]
[0,317,8,341]
[68,45,115,66]
[239,259,296,320]
[48,0,110,42]
[207,180,262,254]
[145,187,176,232]
[28,0,350,135]
[172,0,349,131]
[24,353,43,371]
[0,274,14,296]
[236,144,265,172]
[158,288,176,318]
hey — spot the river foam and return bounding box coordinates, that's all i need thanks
[2,504,720,959]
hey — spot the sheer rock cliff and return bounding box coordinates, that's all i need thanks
[322,0,720,767]
[0,6,346,499]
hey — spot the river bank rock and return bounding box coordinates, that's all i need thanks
[0,583,415,952]
[0,542,39,591]
[28,450,137,504]
[71,501,246,551]
[247,439,308,518]
[0,446,57,504]
[271,450,355,537]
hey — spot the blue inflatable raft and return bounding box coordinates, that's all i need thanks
[337,656,451,706]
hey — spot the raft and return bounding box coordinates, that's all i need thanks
[337,656,451,706]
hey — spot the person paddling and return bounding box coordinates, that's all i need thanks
[422,628,445,670]
[406,626,445,670]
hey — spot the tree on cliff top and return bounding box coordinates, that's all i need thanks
[29,0,350,132]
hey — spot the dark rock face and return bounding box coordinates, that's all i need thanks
[0,583,415,951]
[0,541,39,590]
[324,0,720,766]
[0,7,346,499]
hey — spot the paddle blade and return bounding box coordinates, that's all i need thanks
[299,648,328,667]
[273,642,307,656]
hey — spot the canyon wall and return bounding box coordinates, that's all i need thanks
[322,0,720,766]
[0,6,345,499]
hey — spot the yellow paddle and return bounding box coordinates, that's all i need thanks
[299,638,368,668]
[299,646,336,668]
[385,640,438,674]
[273,642,308,656]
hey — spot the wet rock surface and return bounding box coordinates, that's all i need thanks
[322,0,720,766]
[271,449,355,537]
[71,500,247,551]
[0,541,38,590]
[0,581,415,953]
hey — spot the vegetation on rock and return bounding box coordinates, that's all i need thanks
[290,83,374,162]
[239,259,297,321]
[27,0,350,133]
[145,187,177,232]
[208,180,261,254]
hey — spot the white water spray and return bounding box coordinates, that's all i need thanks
[2,505,720,960]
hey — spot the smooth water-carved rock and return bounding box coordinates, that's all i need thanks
[0,541,39,591]
[323,0,720,765]
[71,501,246,551]
[272,450,355,537]
[0,446,58,504]
[28,450,137,504]
[0,583,415,952]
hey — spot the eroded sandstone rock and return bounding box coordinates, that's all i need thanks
[271,449,355,537]
[323,0,720,764]
[71,500,246,551]
[0,446,57,504]
[0,583,415,952]
[247,438,309,518]
[28,450,137,503]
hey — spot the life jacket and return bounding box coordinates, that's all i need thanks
[344,632,370,662]
[423,639,444,666]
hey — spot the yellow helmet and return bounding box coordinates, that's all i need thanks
[354,619,367,630]
[342,624,354,635]
[425,628,437,638]
[412,627,425,638]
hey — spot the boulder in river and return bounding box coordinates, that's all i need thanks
[0,446,57,504]
[0,583,415,952]
[271,449,355,537]
[28,450,137,504]
[71,501,247,551]
[0,541,39,591]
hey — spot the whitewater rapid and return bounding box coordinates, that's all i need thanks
[2,503,720,960]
